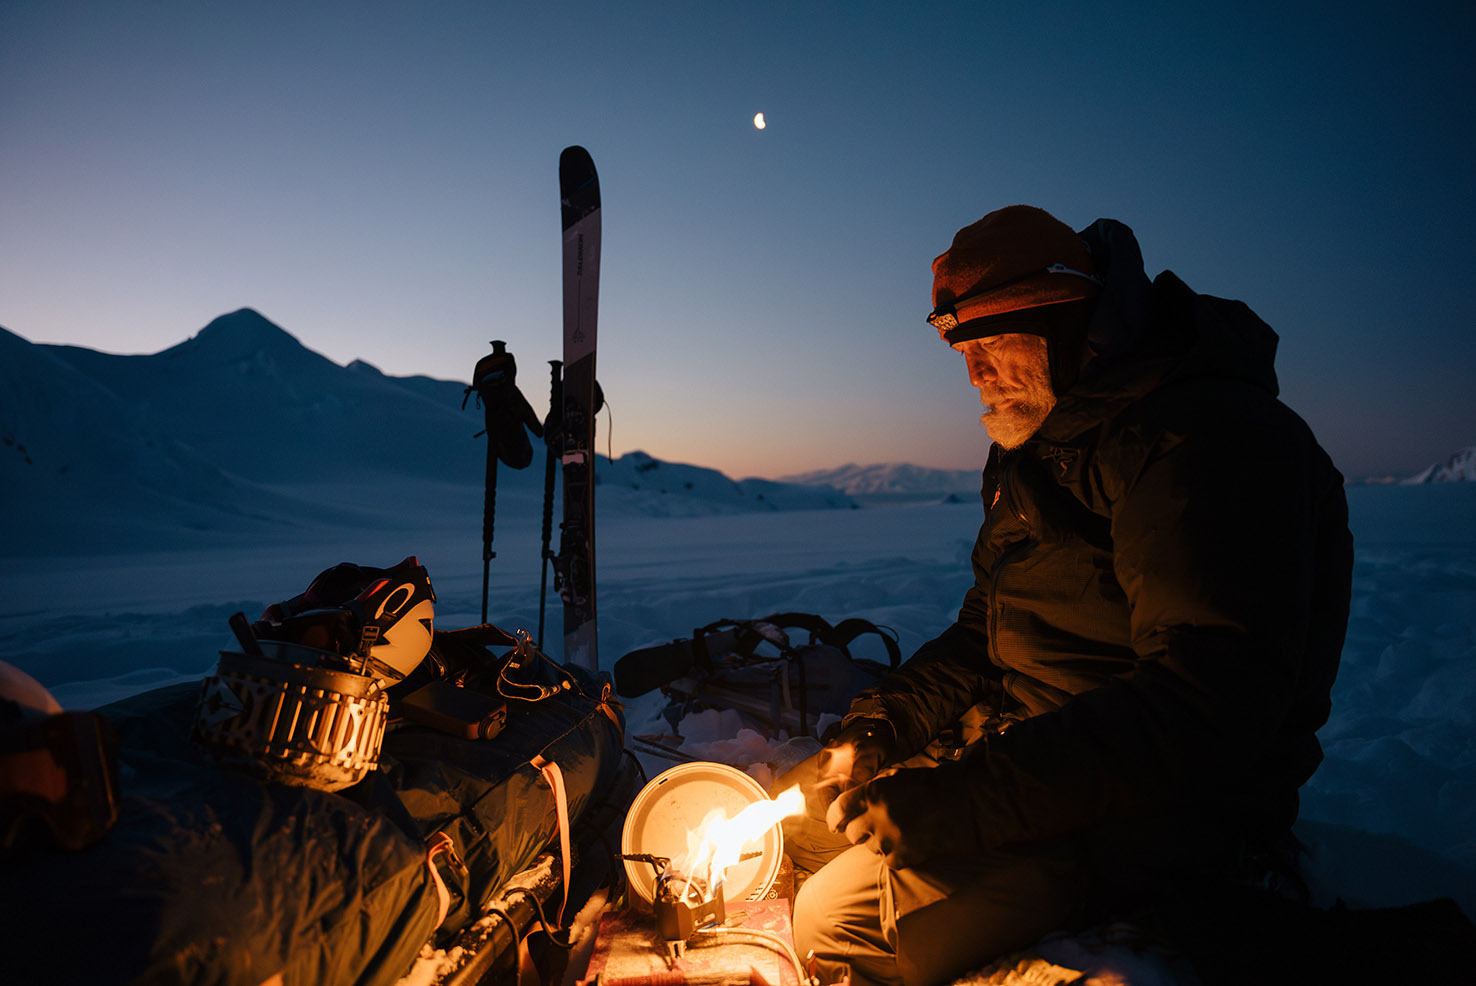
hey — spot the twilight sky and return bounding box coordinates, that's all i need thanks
[2,1,1472,481]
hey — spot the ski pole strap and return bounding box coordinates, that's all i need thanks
[531,754,571,929]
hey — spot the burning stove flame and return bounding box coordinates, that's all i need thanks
[667,784,804,904]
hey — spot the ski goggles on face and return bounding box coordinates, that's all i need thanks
[928,264,1101,343]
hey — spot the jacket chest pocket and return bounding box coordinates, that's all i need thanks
[989,535,1134,682]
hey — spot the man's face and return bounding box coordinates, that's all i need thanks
[953,333,1055,449]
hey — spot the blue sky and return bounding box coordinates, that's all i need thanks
[2,1,1472,480]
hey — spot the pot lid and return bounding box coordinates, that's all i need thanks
[620,761,784,904]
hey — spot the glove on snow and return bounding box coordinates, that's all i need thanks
[827,765,959,870]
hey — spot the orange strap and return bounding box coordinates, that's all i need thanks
[598,682,623,733]
[424,831,457,930]
[531,754,571,928]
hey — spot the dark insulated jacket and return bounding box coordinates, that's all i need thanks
[848,219,1354,852]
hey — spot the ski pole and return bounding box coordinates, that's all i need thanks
[465,339,540,626]
[481,444,497,626]
[537,360,562,649]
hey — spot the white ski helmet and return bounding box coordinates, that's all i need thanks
[351,562,437,684]
[253,556,437,686]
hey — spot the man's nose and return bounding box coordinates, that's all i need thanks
[967,352,996,387]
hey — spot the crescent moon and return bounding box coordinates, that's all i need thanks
[753,112,766,130]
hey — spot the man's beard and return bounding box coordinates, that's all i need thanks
[978,361,1055,449]
[980,398,1053,449]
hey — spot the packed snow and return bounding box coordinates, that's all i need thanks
[8,472,1475,909]
[3,313,1474,981]
[5,474,1474,980]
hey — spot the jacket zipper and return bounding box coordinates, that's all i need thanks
[987,456,1031,669]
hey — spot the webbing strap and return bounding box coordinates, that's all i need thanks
[760,611,902,668]
[597,681,622,734]
[829,617,901,668]
[424,831,456,929]
[531,754,571,928]
[516,935,540,986]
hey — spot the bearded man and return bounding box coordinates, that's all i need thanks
[782,206,1353,986]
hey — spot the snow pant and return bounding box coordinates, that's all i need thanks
[776,751,1242,986]
[792,836,1086,986]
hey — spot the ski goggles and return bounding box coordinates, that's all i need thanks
[1,711,120,854]
[928,264,1101,344]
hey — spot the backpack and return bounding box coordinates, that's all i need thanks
[614,612,900,737]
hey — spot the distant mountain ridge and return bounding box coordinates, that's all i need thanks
[784,449,1476,495]
[0,309,853,555]
[781,462,981,501]
[5,308,1466,558]
[602,451,853,514]
[1402,446,1476,484]
[41,308,477,484]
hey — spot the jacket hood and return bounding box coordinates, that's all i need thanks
[1074,218,1279,394]
[1026,219,1281,446]
[1078,218,1154,370]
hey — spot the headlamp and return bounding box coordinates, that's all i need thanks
[927,264,1102,341]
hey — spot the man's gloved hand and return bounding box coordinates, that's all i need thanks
[812,718,894,812]
[826,766,955,870]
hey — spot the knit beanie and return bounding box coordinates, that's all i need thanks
[929,205,1102,393]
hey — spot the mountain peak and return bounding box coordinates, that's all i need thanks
[197,307,289,342]
[1404,445,1476,484]
[159,308,311,365]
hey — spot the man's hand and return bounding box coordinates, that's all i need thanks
[812,719,893,811]
[826,767,953,869]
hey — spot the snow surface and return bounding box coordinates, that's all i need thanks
[5,476,1474,920]
[4,315,1475,980]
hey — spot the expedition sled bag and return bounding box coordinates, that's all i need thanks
[1,626,640,986]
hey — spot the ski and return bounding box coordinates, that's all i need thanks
[557,145,601,671]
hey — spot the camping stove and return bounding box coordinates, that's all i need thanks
[653,869,726,952]
[619,849,763,960]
